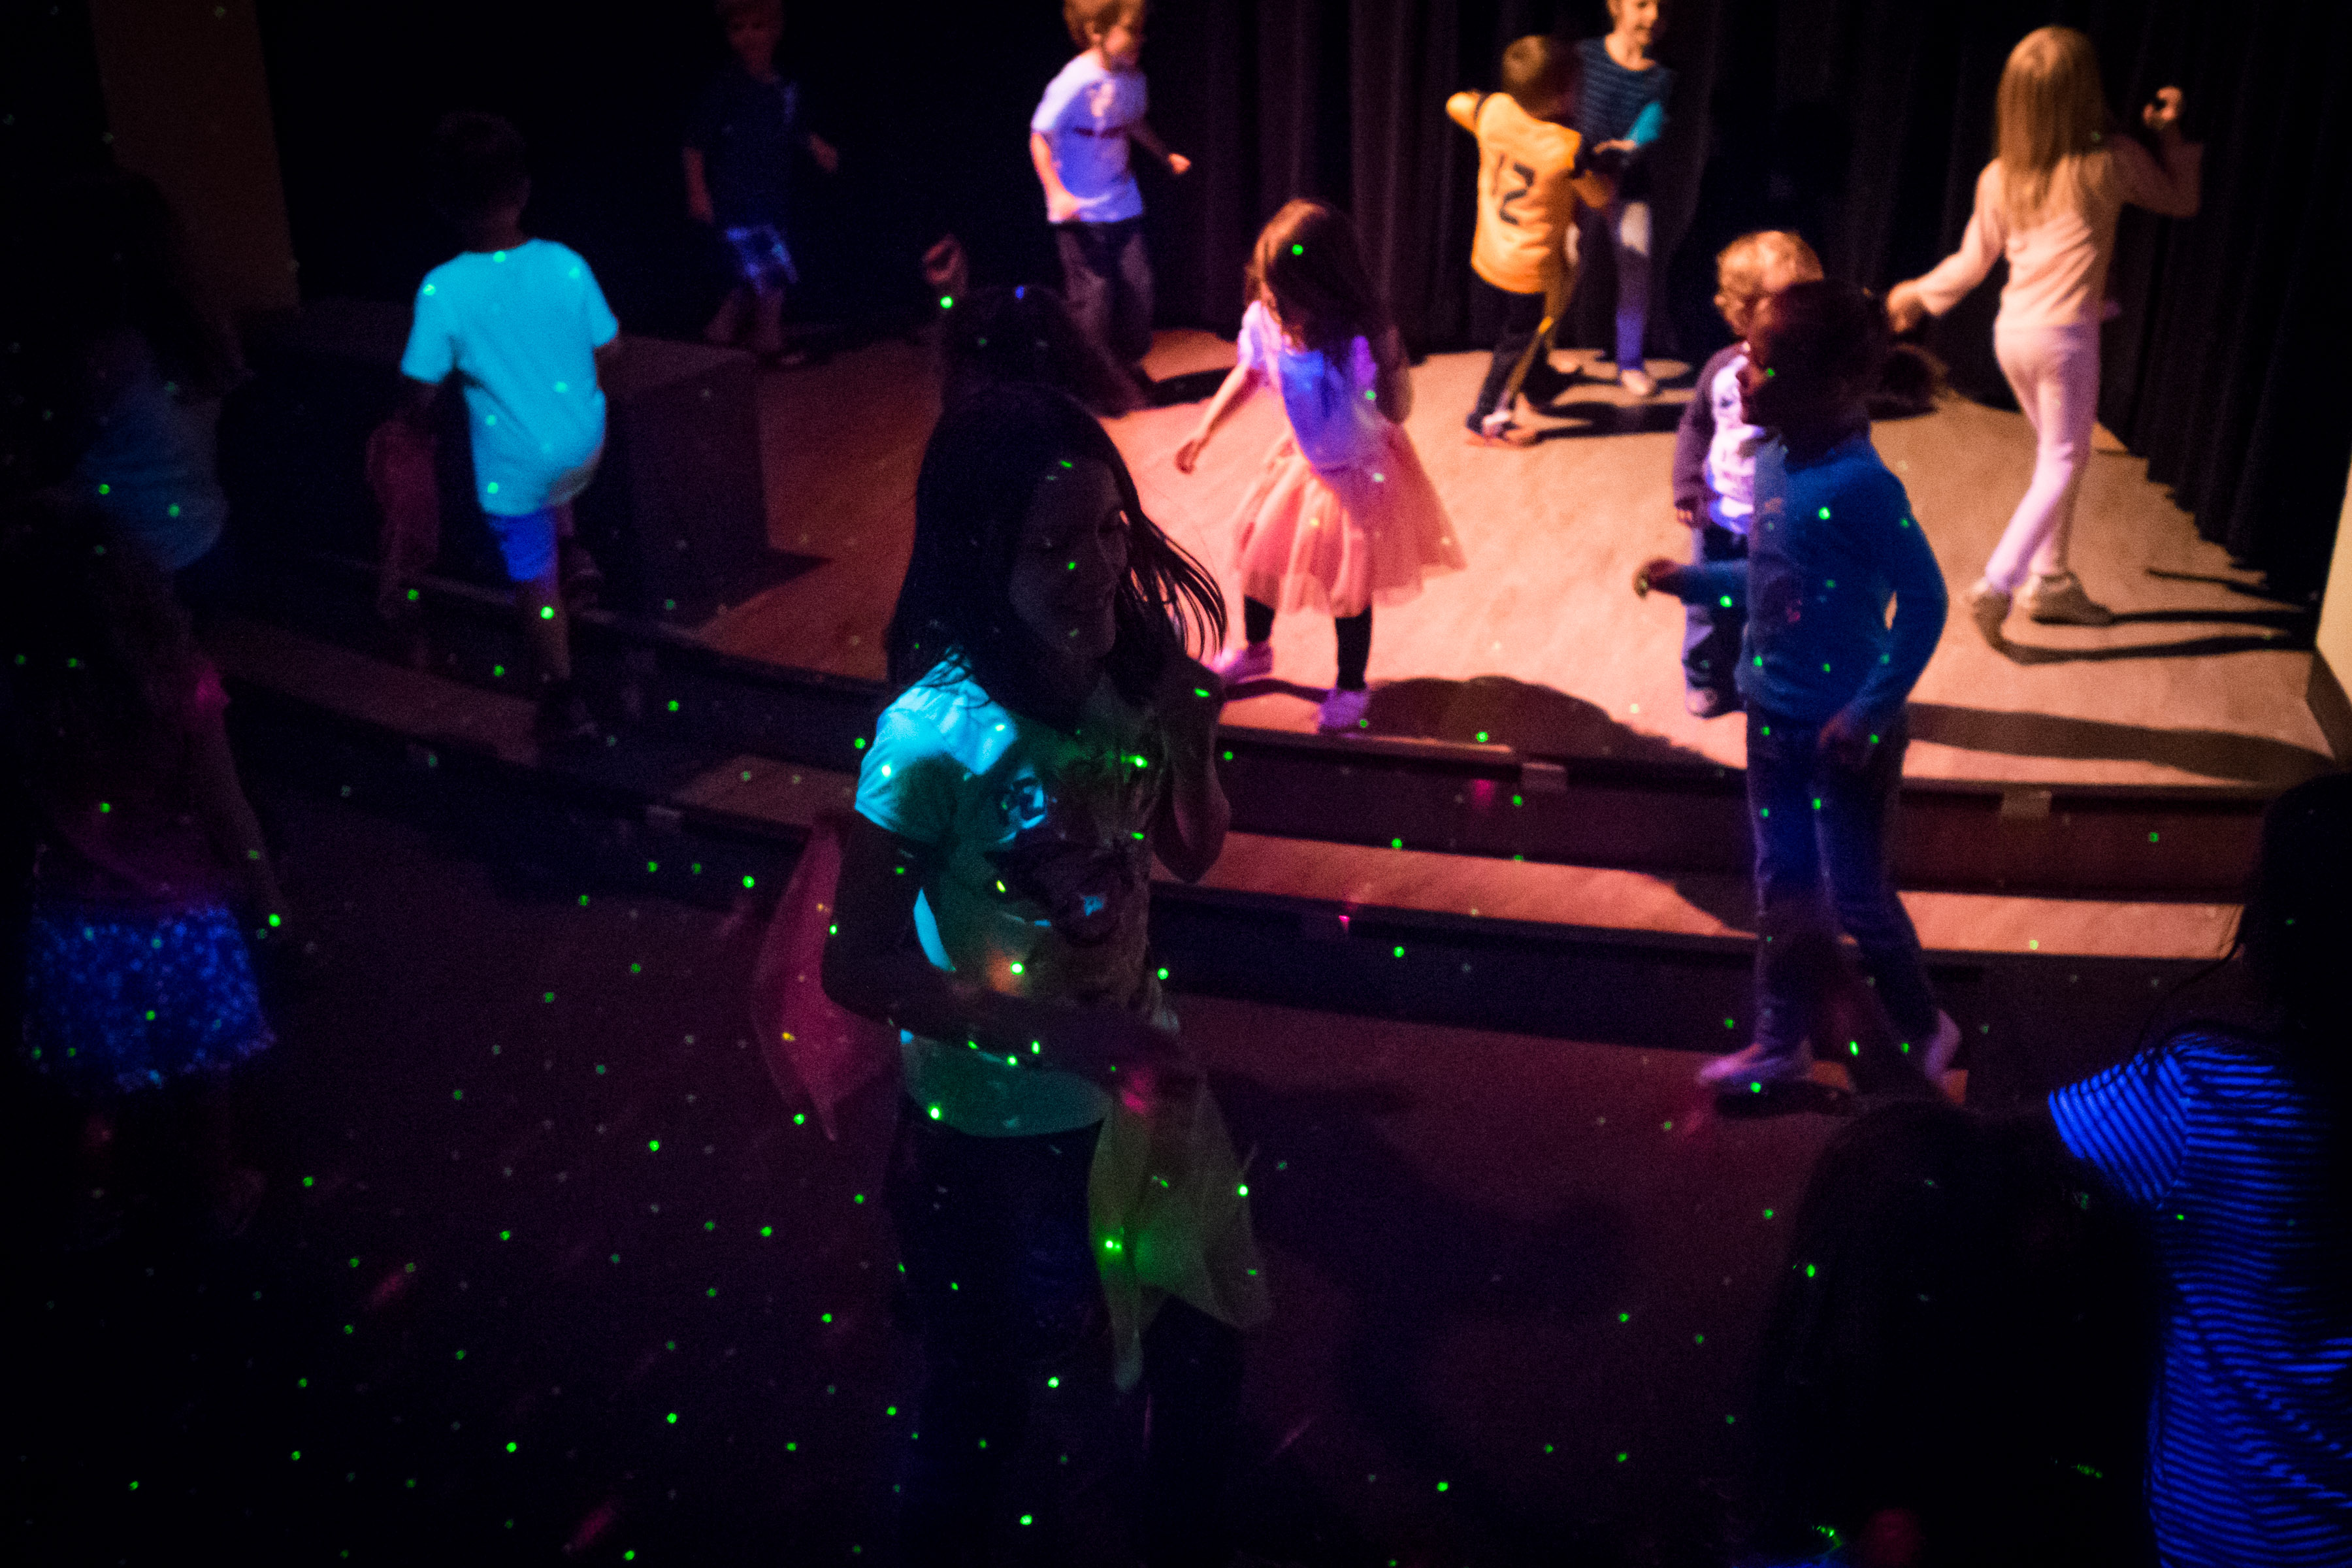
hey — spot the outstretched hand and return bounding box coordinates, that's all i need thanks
[1152,649,1226,743]
[1886,280,1929,335]
[1633,556,1684,598]
[2142,86,2184,135]
[1818,705,1878,772]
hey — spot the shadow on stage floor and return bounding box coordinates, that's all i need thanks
[1907,702,2335,786]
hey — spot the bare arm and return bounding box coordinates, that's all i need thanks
[395,376,442,434]
[821,815,1188,1082]
[1173,359,1261,471]
[1147,655,1229,881]
[681,148,714,224]
[188,704,286,924]
[1897,165,2007,325]
[1445,91,1482,134]
[1128,119,1190,176]
[2117,91,2200,218]
[1030,130,1081,223]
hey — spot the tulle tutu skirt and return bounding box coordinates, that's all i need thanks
[1232,422,1462,619]
[20,900,273,1095]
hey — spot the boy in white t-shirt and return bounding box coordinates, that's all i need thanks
[1028,0,1190,385]
[1667,230,1820,717]
[398,112,621,747]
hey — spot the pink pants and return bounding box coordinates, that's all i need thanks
[1984,321,2102,593]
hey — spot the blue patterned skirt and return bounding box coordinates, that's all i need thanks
[20,900,274,1094]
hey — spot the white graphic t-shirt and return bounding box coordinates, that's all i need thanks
[855,662,1169,1136]
[1705,348,1766,534]
[1030,54,1148,225]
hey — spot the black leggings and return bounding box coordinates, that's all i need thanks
[887,1110,1245,1567]
[1245,596,1372,691]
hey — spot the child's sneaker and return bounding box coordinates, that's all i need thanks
[532,682,606,753]
[1697,1041,1810,1091]
[1685,687,1740,718]
[1316,685,1371,733]
[2023,571,2115,625]
[1966,579,2012,647]
[1619,366,1658,398]
[1920,1009,1963,1079]
[1209,642,1275,683]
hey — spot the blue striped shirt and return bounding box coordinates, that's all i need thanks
[2051,1032,2352,1567]
[1573,37,1673,143]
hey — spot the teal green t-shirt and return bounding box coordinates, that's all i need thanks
[853,661,1169,1137]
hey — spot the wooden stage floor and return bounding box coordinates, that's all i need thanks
[706,329,2333,792]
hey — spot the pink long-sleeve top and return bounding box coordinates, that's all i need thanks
[1912,134,2201,331]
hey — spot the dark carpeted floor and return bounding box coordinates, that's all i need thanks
[12,762,1886,1566]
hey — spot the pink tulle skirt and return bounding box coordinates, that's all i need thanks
[1232,422,1463,618]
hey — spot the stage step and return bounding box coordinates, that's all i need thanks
[238,552,2274,901]
[212,615,2221,1109]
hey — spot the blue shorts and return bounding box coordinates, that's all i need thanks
[486,504,562,583]
[723,223,798,289]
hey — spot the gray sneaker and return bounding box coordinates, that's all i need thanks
[2023,572,2115,625]
[1966,579,2012,647]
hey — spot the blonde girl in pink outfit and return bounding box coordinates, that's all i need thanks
[1887,26,2200,644]
[1175,199,1463,733]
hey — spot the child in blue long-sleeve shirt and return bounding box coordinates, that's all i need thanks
[1635,279,1958,1092]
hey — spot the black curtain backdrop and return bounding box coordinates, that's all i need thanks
[233,0,2347,596]
[1149,0,2349,597]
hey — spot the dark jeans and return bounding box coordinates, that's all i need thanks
[1683,520,1748,699]
[1744,708,1938,1058]
[887,1109,1243,1567]
[1469,274,1572,429]
[1244,596,1373,691]
[1055,218,1155,368]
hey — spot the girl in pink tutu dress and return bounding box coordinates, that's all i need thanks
[1175,199,1462,732]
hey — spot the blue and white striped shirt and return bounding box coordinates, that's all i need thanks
[2051,1032,2352,1567]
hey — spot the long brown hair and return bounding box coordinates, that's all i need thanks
[1994,26,2114,226]
[889,384,1223,730]
[1245,199,1396,368]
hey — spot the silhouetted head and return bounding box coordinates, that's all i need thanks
[890,384,1220,727]
[428,112,531,234]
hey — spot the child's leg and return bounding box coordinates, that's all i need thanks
[1744,708,1829,1062]
[1333,607,1373,692]
[1984,326,2097,592]
[518,566,571,687]
[1137,1298,1245,1567]
[704,284,750,346]
[1814,717,1940,1048]
[1056,224,1116,367]
[749,280,788,357]
[1611,199,1654,380]
[493,510,571,687]
[887,1113,1096,1563]
[1681,521,1746,700]
[1108,219,1156,368]
[1469,282,1548,431]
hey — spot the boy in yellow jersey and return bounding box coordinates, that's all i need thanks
[1448,35,1614,443]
